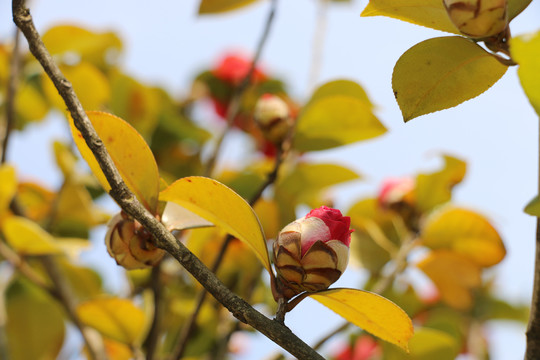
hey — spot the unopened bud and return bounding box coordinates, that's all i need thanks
[254,94,292,145]
[273,206,353,299]
[378,177,415,207]
[443,0,508,38]
[105,213,165,270]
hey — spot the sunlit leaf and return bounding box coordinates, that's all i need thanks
[43,62,110,111]
[53,141,78,179]
[0,164,16,214]
[42,24,122,67]
[417,250,481,310]
[524,195,540,217]
[510,31,540,116]
[361,0,459,34]
[421,207,505,267]
[161,201,214,231]
[415,155,466,212]
[6,278,65,360]
[198,0,260,14]
[69,111,160,213]
[254,199,281,241]
[309,79,374,108]
[58,259,103,302]
[77,297,146,345]
[294,95,386,151]
[160,176,271,273]
[2,216,63,255]
[308,288,413,351]
[382,327,459,360]
[102,339,133,360]
[392,36,507,121]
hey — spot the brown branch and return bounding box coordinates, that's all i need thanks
[203,0,278,177]
[526,121,540,359]
[1,28,20,164]
[12,1,323,359]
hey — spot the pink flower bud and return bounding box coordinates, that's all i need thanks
[377,177,415,207]
[253,94,292,145]
[105,213,165,270]
[273,206,353,298]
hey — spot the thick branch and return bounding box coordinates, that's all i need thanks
[12,1,323,358]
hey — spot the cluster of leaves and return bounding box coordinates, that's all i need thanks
[0,0,534,358]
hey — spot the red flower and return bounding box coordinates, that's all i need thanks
[304,205,353,254]
[213,53,266,85]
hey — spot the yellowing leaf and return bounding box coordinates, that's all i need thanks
[16,182,55,222]
[417,250,481,310]
[42,25,122,67]
[422,207,505,267]
[508,0,533,20]
[77,298,146,345]
[15,83,49,123]
[160,176,271,273]
[392,36,507,121]
[199,0,260,14]
[0,164,16,214]
[53,141,78,179]
[309,79,374,109]
[309,288,413,351]
[415,155,466,212]
[43,62,110,111]
[161,201,214,231]
[2,216,63,255]
[361,0,459,34]
[510,31,540,116]
[525,195,540,217]
[382,327,459,360]
[6,278,65,360]
[69,111,160,213]
[294,95,386,151]
[103,339,133,360]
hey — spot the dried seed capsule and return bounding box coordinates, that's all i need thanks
[443,0,508,39]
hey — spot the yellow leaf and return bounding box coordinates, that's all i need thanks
[77,297,146,345]
[199,0,260,14]
[16,182,55,222]
[309,288,413,351]
[43,62,110,111]
[0,164,16,214]
[421,207,505,267]
[417,250,481,309]
[69,111,160,213]
[392,36,507,121]
[2,216,63,255]
[160,176,271,273]
[308,79,374,109]
[361,0,460,34]
[510,31,540,116]
[103,339,133,360]
[294,95,386,151]
[15,83,49,123]
[161,201,214,231]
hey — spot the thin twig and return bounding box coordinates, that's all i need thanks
[203,0,278,177]
[2,28,20,164]
[143,263,163,360]
[307,0,329,92]
[12,1,323,358]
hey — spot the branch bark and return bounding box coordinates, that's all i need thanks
[12,1,323,358]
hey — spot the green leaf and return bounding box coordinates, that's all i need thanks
[198,0,260,14]
[2,216,63,255]
[308,288,413,351]
[69,111,160,213]
[415,155,466,212]
[294,95,386,151]
[421,207,505,267]
[77,297,147,345]
[6,278,65,360]
[508,0,533,20]
[510,31,540,116]
[159,176,271,273]
[382,327,459,360]
[361,0,460,34]
[525,195,540,216]
[0,164,16,214]
[392,36,508,121]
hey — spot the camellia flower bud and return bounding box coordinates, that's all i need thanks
[378,177,415,207]
[105,213,165,270]
[254,94,292,145]
[273,206,353,299]
[443,0,508,39]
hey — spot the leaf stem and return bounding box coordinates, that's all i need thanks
[12,1,324,358]
[203,0,278,177]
